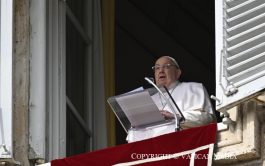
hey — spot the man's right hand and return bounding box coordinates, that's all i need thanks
[160,110,175,120]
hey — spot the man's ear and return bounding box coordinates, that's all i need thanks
[177,69,182,80]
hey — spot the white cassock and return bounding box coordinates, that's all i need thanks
[127,81,215,142]
[152,81,214,128]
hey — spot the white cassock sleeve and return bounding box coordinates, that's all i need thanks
[153,82,215,128]
[180,83,215,128]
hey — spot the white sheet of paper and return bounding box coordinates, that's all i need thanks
[116,90,164,127]
[125,87,144,94]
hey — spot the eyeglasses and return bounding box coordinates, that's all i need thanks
[152,64,178,71]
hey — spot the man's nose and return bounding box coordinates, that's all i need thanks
[158,69,165,74]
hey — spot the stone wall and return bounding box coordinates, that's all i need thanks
[12,0,30,165]
[214,95,265,166]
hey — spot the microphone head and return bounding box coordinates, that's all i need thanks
[145,77,154,83]
[149,77,154,82]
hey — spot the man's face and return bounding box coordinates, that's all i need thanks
[154,57,181,88]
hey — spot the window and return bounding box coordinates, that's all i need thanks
[215,0,265,111]
[65,0,92,155]
[45,0,107,160]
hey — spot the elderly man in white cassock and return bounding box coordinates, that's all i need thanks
[151,56,215,129]
[127,56,215,142]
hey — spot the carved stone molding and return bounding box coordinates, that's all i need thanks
[214,101,261,165]
[217,106,243,148]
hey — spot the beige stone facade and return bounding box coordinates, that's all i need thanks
[214,95,265,166]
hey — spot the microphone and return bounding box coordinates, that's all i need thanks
[144,77,181,131]
[147,77,154,83]
[163,85,185,122]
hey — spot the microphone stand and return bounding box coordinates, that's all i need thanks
[145,77,182,131]
[163,85,185,131]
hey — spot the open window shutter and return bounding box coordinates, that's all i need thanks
[215,0,265,111]
[0,0,13,158]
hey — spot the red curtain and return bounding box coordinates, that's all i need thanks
[52,123,217,166]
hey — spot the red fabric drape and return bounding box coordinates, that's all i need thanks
[52,123,217,166]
